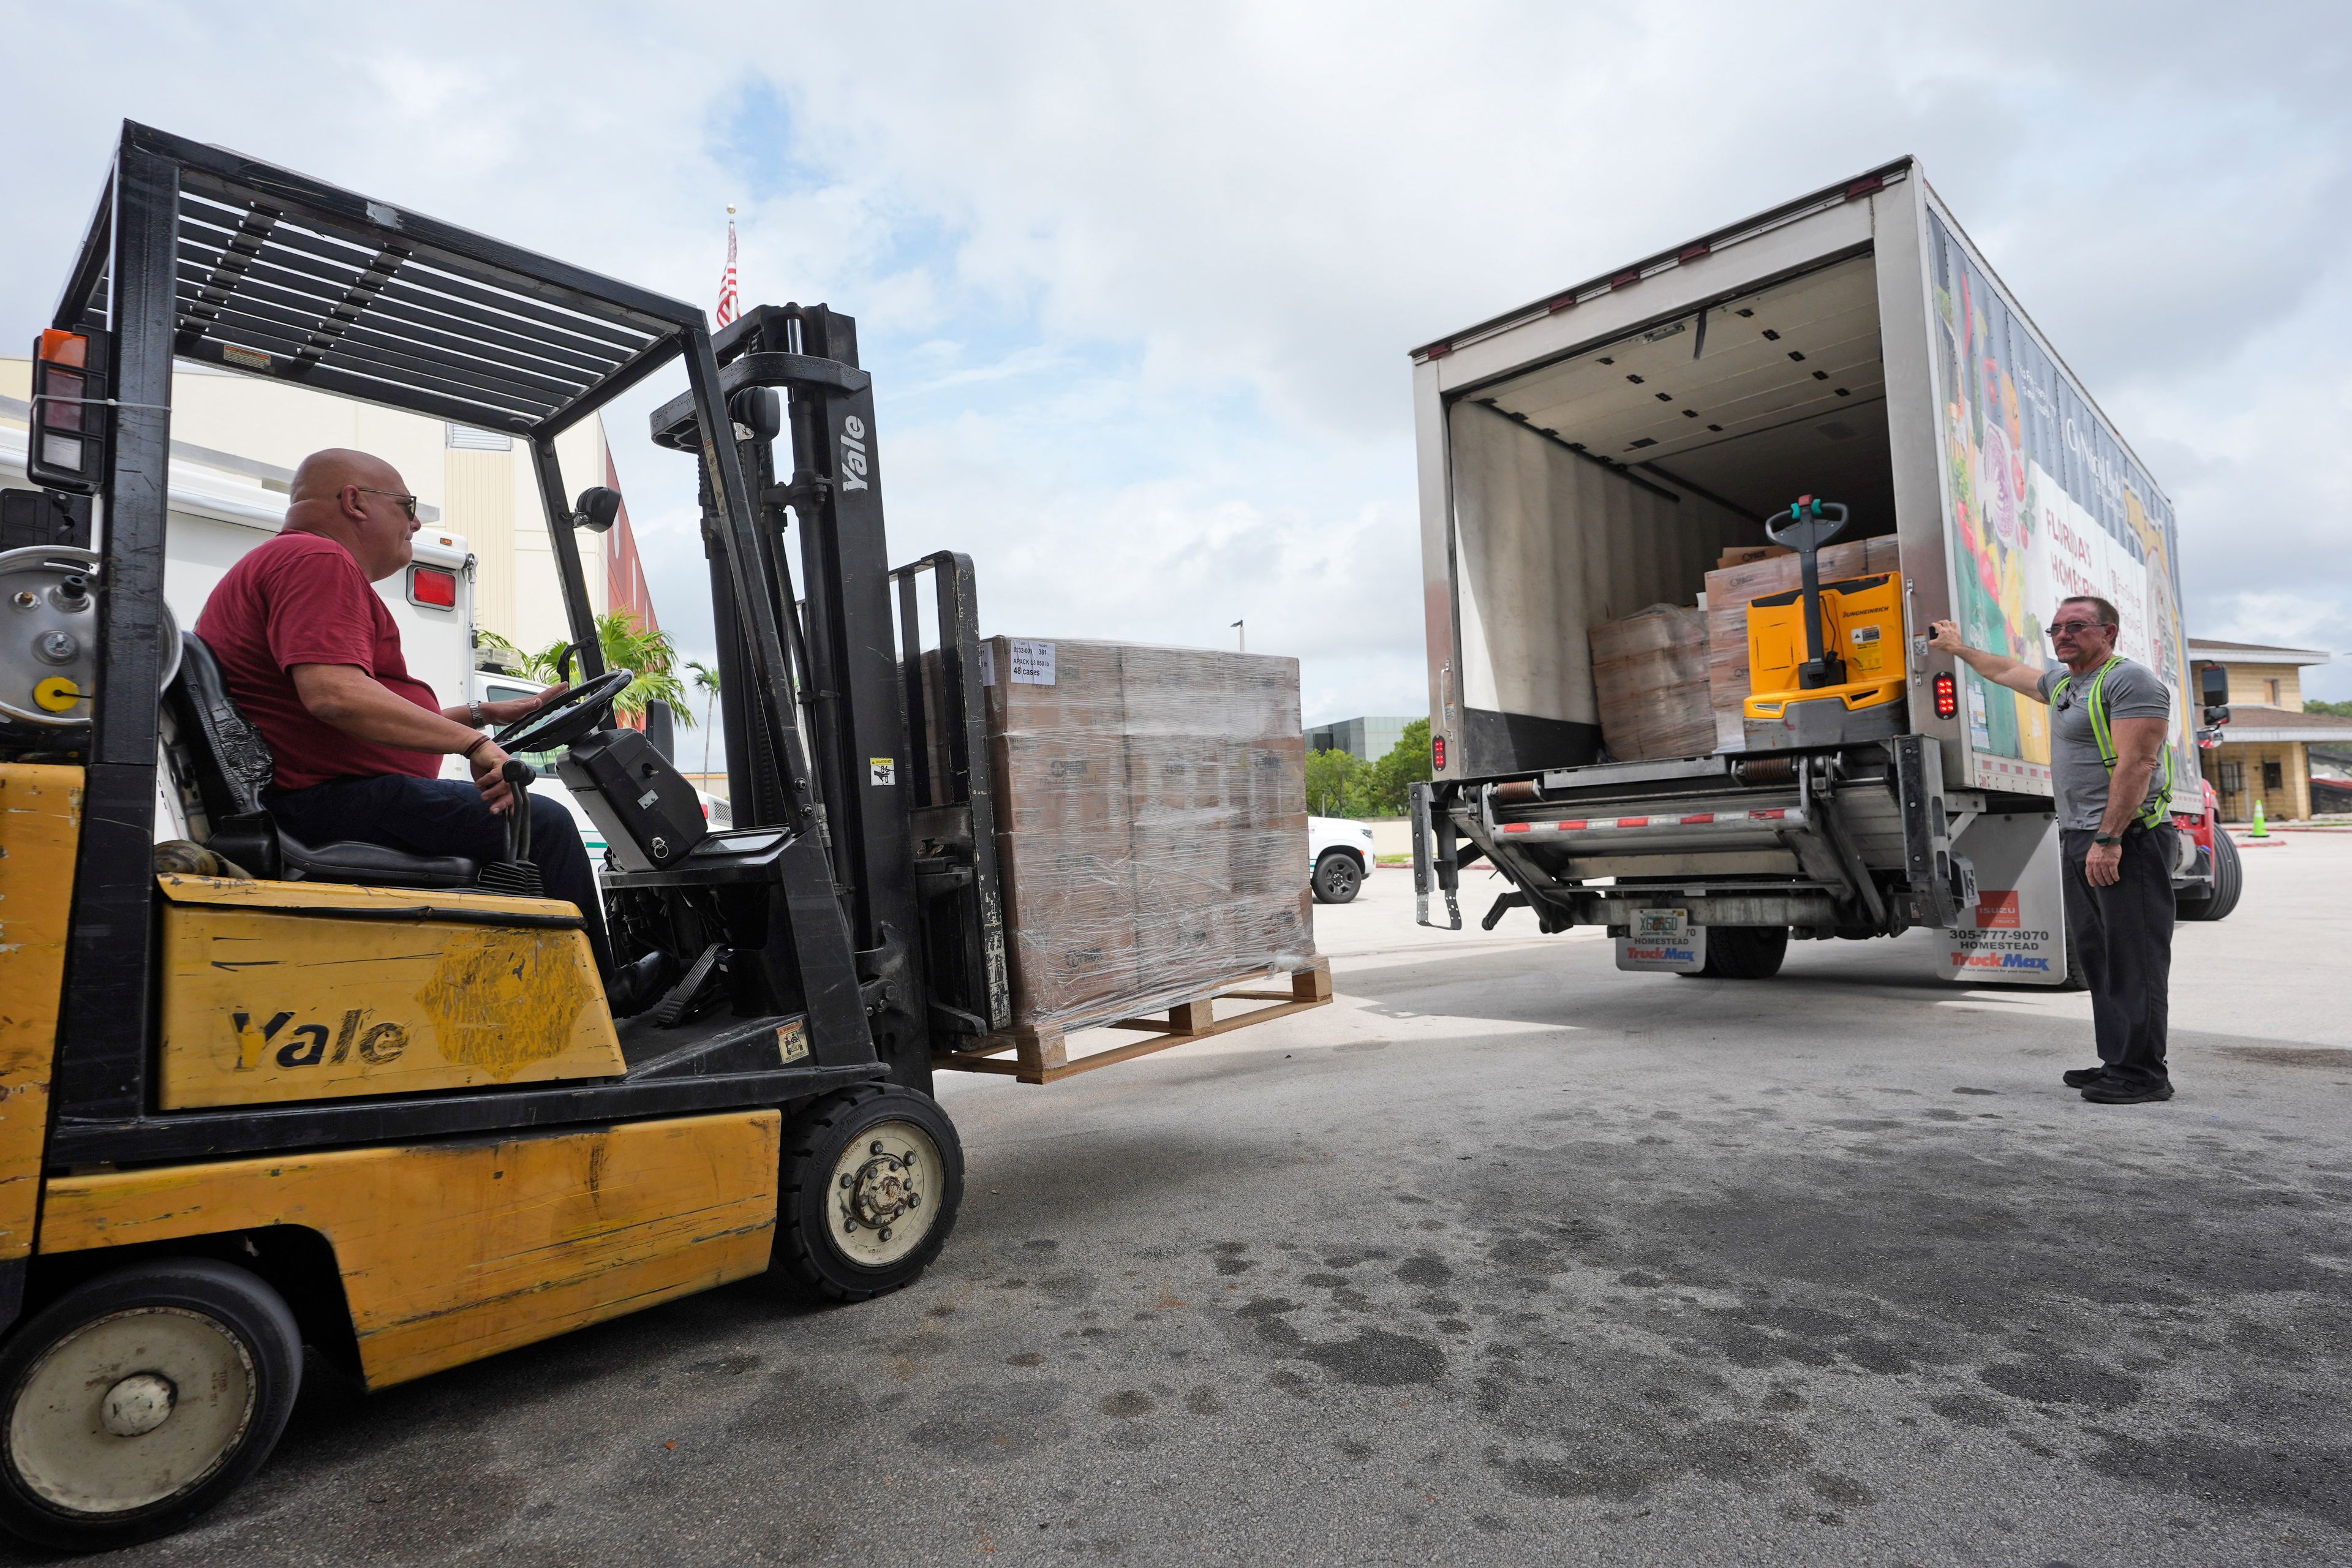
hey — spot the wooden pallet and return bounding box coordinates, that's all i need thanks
[933,956,1333,1085]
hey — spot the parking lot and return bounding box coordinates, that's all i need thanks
[39,835,2350,1567]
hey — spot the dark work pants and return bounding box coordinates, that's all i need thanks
[267,775,614,978]
[2059,824,2175,1085]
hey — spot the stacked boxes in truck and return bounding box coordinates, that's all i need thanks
[1407,158,2208,984]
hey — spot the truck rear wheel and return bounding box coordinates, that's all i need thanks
[1679,925,1788,980]
[0,1258,302,1551]
[2177,831,2243,922]
[775,1085,965,1302]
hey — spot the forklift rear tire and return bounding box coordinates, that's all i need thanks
[776,1085,965,1302]
[0,1258,302,1551]
[1680,925,1789,980]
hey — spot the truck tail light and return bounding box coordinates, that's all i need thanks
[1431,735,1446,771]
[1932,671,1958,719]
[408,565,458,608]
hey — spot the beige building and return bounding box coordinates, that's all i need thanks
[2188,637,2351,822]
[1,356,631,656]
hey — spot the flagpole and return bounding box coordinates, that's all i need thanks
[717,205,739,328]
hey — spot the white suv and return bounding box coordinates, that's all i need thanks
[1309,816,1377,904]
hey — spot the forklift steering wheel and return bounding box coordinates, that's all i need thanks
[491,668,634,754]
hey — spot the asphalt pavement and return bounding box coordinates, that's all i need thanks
[29,834,2352,1567]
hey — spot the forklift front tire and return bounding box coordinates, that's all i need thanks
[775,1086,965,1303]
[0,1257,302,1552]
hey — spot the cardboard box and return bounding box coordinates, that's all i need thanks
[1589,603,1716,761]
[979,637,1314,1031]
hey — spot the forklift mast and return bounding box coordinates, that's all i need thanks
[650,305,1010,1084]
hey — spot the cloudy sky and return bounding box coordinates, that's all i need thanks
[7,0,2350,726]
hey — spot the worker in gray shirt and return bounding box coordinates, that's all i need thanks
[1929,596,2178,1103]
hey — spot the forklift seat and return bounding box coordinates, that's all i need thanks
[164,633,481,890]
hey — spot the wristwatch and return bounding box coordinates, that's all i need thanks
[467,699,485,726]
[2093,832,2119,845]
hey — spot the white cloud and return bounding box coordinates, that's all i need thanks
[7,0,2350,726]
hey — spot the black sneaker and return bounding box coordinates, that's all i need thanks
[2081,1077,2173,1105]
[2062,1066,2111,1088]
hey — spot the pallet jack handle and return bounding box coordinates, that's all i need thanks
[1762,496,1850,691]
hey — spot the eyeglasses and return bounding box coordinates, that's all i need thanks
[2045,620,2111,639]
[355,487,418,521]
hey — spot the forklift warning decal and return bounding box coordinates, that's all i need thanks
[870,758,896,785]
[776,1020,810,1064]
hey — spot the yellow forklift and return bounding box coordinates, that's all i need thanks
[0,122,1014,1548]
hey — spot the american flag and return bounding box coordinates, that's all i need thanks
[716,207,739,326]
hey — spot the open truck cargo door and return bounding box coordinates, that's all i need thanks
[1405,159,2193,988]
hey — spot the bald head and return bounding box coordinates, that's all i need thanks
[282,448,418,581]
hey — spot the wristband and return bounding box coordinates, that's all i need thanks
[463,734,494,763]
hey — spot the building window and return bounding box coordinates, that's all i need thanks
[2265,678,2280,706]
[2218,761,2244,797]
[2263,760,2284,793]
[446,423,514,451]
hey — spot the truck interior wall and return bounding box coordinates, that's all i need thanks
[1449,401,1750,775]
[1445,252,1904,778]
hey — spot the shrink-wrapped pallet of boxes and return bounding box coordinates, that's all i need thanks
[1703,535,1902,752]
[1588,604,1716,762]
[956,637,1327,1079]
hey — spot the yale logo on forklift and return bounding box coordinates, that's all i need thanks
[839,414,872,492]
[233,1008,408,1070]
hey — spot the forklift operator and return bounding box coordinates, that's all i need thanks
[193,448,668,1014]
[1929,598,2176,1106]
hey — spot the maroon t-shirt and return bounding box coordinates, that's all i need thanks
[194,531,443,791]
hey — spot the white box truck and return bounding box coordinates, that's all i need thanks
[1406,158,2230,983]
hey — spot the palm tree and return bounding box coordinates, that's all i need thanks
[478,614,693,729]
[590,610,690,727]
[685,659,721,780]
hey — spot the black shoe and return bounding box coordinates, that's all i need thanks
[2081,1077,2173,1105]
[2062,1066,2112,1088]
[605,951,672,1018]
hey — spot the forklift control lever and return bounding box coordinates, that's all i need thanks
[500,760,537,863]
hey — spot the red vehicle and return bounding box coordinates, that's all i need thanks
[2172,775,2243,921]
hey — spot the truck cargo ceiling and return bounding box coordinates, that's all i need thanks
[1462,254,1894,522]
[1411,158,1912,363]
[58,122,700,439]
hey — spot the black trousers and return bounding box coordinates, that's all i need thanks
[2059,824,2175,1085]
[268,774,614,978]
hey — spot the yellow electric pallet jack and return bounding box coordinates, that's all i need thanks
[1741,497,1907,750]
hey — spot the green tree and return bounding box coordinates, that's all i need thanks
[2308,699,2352,718]
[478,611,692,727]
[1364,718,1433,816]
[1305,747,1367,818]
